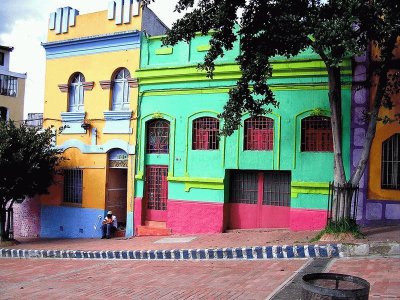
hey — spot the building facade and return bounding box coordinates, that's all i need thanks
[133,35,352,235]
[37,1,167,238]
[0,46,26,123]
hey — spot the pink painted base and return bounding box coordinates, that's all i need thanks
[290,208,327,231]
[228,203,290,229]
[167,200,224,234]
[134,197,144,233]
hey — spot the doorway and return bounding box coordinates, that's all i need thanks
[144,165,168,222]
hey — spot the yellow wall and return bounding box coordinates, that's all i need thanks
[0,77,25,122]
[43,49,139,147]
[41,8,141,214]
[47,10,143,43]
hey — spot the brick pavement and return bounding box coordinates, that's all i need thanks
[0,258,307,299]
[327,257,400,299]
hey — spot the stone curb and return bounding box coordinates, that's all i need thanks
[339,242,400,257]
[0,244,340,260]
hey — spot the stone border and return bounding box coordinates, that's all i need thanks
[0,244,340,260]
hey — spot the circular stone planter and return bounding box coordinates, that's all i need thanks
[302,273,370,300]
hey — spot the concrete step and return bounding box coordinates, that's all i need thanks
[136,226,171,236]
[144,221,167,228]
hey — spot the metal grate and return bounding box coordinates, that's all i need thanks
[382,133,400,190]
[230,171,258,204]
[192,117,220,150]
[244,117,274,150]
[263,171,291,206]
[301,116,333,152]
[145,166,168,210]
[0,74,18,97]
[146,119,170,154]
[63,169,83,204]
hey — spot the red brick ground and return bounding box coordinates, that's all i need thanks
[0,258,306,299]
[4,226,399,253]
[327,257,400,299]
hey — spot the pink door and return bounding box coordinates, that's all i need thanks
[145,165,168,222]
[228,171,291,229]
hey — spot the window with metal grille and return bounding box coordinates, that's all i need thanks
[382,134,400,190]
[112,68,130,111]
[145,166,168,210]
[230,171,258,204]
[63,169,83,204]
[68,73,85,112]
[244,117,274,150]
[192,117,220,150]
[146,119,170,154]
[301,116,333,152]
[0,74,18,97]
[263,171,291,206]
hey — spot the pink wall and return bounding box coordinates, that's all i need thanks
[134,197,144,233]
[13,196,41,238]
[228,204,290,229]
[167,200,224,234]
[290,208,327,231]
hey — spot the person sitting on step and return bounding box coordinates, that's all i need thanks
[101,211,117,239]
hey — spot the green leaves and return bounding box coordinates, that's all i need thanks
[148,0,400,135]
[0,121,63,205]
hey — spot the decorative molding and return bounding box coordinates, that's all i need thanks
[103,111,133,134]
[104,110,132,120]
[100,80,112,90]
[155,47,173,55]
[127,78,138,88]
[49,7,79,34]
[42,30,141,59]
[291,181,330,198]
[197,44,211,52]
[152,112,164,119]
[82,81,94,91]
[58,138,135,155]
[60,111,86,134]
[167,176,224,192]
[58,84,69,93]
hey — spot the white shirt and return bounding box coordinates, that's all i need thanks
[104,215,118,228]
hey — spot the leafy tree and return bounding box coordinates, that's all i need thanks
[144,0,400,224]
[0,121,63,241]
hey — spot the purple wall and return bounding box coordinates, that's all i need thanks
[351,53,400,226]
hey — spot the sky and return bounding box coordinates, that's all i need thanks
[0,0,182,118]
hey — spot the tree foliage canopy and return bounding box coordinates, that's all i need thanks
[144,0,400,135]
[0,122,63,204]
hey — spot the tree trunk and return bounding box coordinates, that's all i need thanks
[0,202,6,242]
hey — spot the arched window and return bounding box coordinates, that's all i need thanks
[382,134,400,190]
[112,68,131,111]
[301,116,333,152]
[192,117,219,150]
[0,106,8,121]
[244,116,274,150]
[68,73,85,112]
[146,119,170,154]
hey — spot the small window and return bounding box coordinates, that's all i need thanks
[192,117,219,150]
[63,169,83,204]
[263,171,291,206]
[0,74,18,97]
[382,134,400,190]
[112,68,131,111]
[0,52,4,66]
[244,116,274,150]
[301,116,333,152]
[68,73,85,112]
[0,107,8,121]
[146,119,170,154]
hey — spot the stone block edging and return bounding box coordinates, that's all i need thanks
[0,244,340,260]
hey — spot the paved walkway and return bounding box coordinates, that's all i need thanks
[4,225,400,253]
[1,257,399,299]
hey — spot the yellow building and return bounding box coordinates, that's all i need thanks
[0,46,26,123]
[40,1,167,238]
